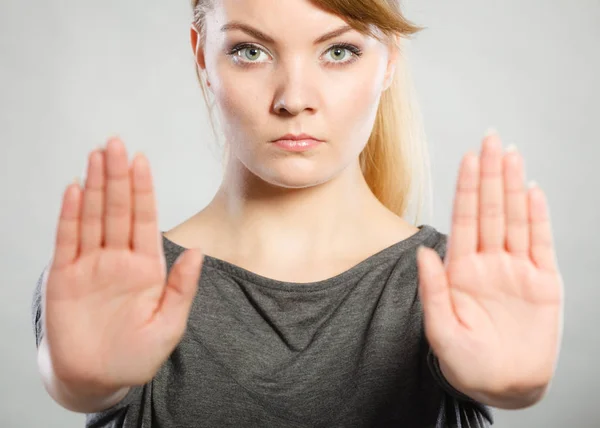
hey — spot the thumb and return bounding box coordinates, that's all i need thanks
[416,246,457,352]
[158,248,204,337]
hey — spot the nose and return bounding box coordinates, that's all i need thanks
[272,62,318,116]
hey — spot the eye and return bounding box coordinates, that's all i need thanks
[323,43,363,66]
[226,42,363,67]
[227,43,271,65]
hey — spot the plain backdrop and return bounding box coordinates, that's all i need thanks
[1,0,598,426]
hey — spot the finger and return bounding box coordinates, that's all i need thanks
[80,148,106,254]
[53,179,82,269]
[503,145,529,259]
[417,246,459,351]
[528,183,558,272]
[104,137,132,249]
[131,153,161,257]
[157,249,204,339]
[447,152,479,263]
[478,132,505,252]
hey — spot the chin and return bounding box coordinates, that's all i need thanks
[252,160,338,190]
[261,170,333,190]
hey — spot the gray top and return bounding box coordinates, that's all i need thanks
[32,224,493,427]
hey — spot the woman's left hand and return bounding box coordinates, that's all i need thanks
[416,131,564,408]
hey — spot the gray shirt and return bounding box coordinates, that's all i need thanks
[32,224,493,427]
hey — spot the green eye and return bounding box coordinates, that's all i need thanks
[227,42,362,66]
[329,47,347,61]
[243,47,261,61]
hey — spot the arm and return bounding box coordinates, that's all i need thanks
[417,134,562,412]
[439,359,548,410]
[33,264,132,414]
[37,335,132,413]
[426,347,494,427]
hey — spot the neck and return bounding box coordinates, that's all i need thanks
[193,156,401,263]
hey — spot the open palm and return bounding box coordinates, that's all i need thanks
[417,132,564,401]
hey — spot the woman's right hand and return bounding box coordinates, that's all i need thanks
[42,137,204,394]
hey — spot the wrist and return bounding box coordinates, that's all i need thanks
[37,336,131,413]
[438,359,548,409]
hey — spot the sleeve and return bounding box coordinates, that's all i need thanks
[32,262,50,348]
[84,385,145,428]
[32,262,146,427]
[427,349,494,428]
[426,230,494,427]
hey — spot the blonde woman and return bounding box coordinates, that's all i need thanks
[32,0,564,427]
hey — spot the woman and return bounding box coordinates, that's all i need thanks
[32,0,564,426]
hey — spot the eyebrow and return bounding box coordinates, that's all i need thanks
[220,22,354,45]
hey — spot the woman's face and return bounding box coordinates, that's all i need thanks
[194,0,398,189]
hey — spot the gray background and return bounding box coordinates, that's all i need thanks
[1,0,597,426]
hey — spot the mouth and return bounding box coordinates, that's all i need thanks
[271,133,324,152]
[272,138,323,152]
[271,133,323,142]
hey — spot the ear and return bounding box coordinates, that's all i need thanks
[382,35,400,91]
[190,25,211,89]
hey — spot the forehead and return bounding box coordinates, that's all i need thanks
[212,0,345,24]
[206,0,371,43]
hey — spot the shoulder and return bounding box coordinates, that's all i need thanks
[417,224,448,258]
[160,232,187,268]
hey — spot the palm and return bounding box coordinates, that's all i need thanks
[46,248,167,350]
[417,133,564,398]
[42,138,203,392]
[45,250,167,384]
[47,250,165,302]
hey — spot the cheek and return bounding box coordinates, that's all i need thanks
[328,75,383,147]
[206,56,263,126]
[208,52,385,153]
[325,56,386,137]
[215,76,261,125]
[340,81,380,121]
[211,72,273,161]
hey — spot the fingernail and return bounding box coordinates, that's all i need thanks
[506,143,518,152]
[106,136,122,149]
[527,180,538,189]
[96,144,105,152]
[73,177,81,187]
[484,128,498,137]
[133,152,148,165]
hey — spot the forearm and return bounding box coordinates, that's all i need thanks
[457,381,548,410]
[439,360,548,410]
[37,336,131,413]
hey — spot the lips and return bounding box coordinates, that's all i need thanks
[272,133,323,142]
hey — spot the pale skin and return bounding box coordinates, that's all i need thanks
[40,0,563,415]
[418,136,563,409]
[169,0,418,281]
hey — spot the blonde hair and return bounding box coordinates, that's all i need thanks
[190,0,432,226]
